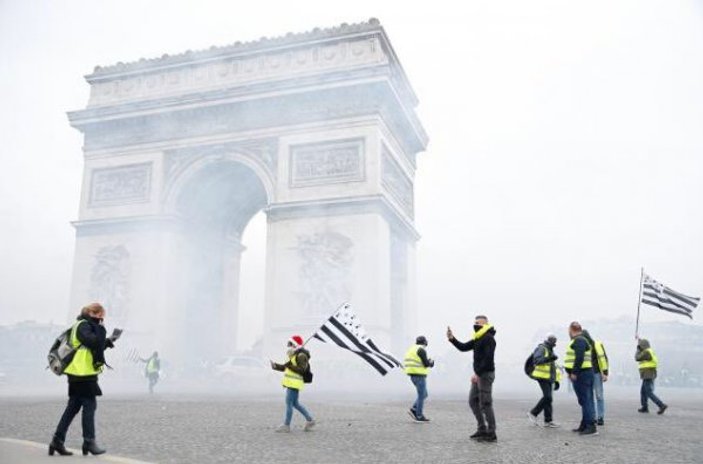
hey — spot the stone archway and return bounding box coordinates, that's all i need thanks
[67,19,428,360]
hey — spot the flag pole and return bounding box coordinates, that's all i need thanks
[635,267,644,339]
[302,301,349,348]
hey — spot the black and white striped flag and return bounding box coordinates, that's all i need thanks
[641,274,700,319]
[313,304,401,376]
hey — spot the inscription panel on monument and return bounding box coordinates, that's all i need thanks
[89,162,152,207]
[290,138,365,187]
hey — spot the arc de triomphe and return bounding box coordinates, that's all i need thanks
[67,19,428,359]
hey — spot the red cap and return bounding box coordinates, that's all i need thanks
[289,335,304,348]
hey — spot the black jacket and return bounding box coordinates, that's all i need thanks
[67,316,113,395]
[449,327,496,376]
[417,347,434,368]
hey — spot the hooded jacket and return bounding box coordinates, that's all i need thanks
[636,339,657,380]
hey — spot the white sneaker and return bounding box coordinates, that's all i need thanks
[527,412,540,426]
[275,424,291,433]
[303,420,316,431]
[544,421,560,428]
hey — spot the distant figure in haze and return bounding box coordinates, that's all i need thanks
[527,334,561,428]
[564,321,597,436]
[49,302,121,457]
[270,335,315,433]
[447,315,497,442]
[636,338,668,414]
[582,330,609,425]
[403,335,434,422]
[139,351,161,394]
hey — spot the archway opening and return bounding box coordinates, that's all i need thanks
[174,159,268,359]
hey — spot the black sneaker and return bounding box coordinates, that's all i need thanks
[638,407,649,413]
[416,415,431,423]
[469,430,486,439]
[579,425,598,436]
[657,405,668,415]
[477,432,497,442]
[571,424,585,433]
[597,418,604,426]
[408,409,420,422]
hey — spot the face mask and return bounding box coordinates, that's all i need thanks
[473,324,483,332]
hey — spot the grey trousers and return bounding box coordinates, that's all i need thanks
[469,371,496,432]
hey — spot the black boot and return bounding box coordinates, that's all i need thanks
[82,439,106,456]
[48,436,73,456]
[579,424,599,436]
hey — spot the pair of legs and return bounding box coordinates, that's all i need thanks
[148,374,159,394]
[572,370,595,428]
[592,372,605,421]
[54,394,97,442]
[284,387,313,426]
[469,372,496,434]
[640,379,666,411]
[530,379,553,423]
[410,375,428,418]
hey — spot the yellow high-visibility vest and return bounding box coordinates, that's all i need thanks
[63,320,103,377]
[147,357,159,374]
[638,348,658,370]
[594,340,609,372]
[404,344,429,376]
[564,336,593,370]
[531,345,555,381]
[282,352,305,391]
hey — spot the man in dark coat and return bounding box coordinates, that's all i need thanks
[447,315,497,442]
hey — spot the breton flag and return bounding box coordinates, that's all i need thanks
[313,304,401,376]
[641,274,700,319]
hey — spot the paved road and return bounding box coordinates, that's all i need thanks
[0,437,153,464]
[1,393,701,464]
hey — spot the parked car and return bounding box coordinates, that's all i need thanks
[213,356,274,387]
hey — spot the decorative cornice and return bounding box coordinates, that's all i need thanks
[90,19,383,77]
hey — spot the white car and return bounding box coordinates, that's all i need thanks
[213,356,272,384]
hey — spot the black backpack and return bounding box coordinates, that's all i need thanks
[47,327,80,376]
[524,353,535,377]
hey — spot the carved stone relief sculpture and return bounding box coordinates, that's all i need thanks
[89,245,131,326]
[89,163,152,207]
[294,232,354,321]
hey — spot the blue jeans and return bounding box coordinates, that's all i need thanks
[593,372,605,420]
[284,387,312,426]
[572,370,595,426]
[641,379,665,410]
[410,375,428,417]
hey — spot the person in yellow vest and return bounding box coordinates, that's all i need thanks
[139,351,161,394]
[270,335,315,433]
[583,330,609,425]
[564,321,597,436]
[404,335,435,422]
[49,303,120,457]
[527,334,561,427]
[636,338,668,414]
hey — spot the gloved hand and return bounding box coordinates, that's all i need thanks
[548,354,559,362]
[554,381,560,391]
[428,359,435,368]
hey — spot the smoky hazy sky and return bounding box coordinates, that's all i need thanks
[1,0,702,352]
